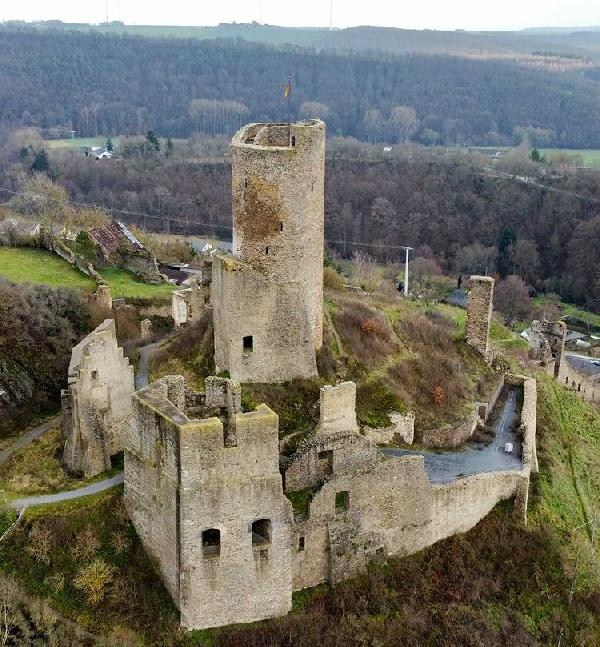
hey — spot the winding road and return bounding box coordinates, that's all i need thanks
[382,386,523,483]
[6,338,164,509]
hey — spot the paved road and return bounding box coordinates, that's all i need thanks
[383,386,523,483]
[10,473,124,509]
[7,338,164,509]
[135,340,163,389]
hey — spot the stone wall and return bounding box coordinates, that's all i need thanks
[212,120,325,383]
[292,374,537,590]
[529,319,566,377]
[46,236,104,283]
[125,376,294,631]
[558,357,600,405]
[465,275,494,357]
[172,280,208,327]
[318,382,359,435]
[363,411,415,445]
[62,319,134,477]
[212,255,317,382]
[418,374,504,448]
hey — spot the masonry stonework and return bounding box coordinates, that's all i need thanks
[529,319,567,377]
[62,319,134,477]
[466,275,494,357]
[212,120,325,383]
[125,376,294,630]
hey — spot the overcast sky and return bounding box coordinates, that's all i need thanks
[1,0,598,32]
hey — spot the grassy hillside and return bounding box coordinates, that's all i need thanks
[0,247,173,301]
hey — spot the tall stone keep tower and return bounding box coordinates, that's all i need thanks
[465,275,494,357]
[212,120,326,383]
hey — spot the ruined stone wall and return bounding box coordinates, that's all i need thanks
[529,320,566,377]
[558,359,600,405]
[292,373,537,591]
[212,255,317,382]
[125,376,183,601]
[292,458,528,590]
[318,382,359,435]
[363,411,415,445]
[418,408,480,448]
[466,276,494,357]
[171,281,208,328]
[284,431,379,493]
[62,319,134,477]
[125,376,294,631]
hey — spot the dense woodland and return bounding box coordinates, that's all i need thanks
[4,27,600,146]
[1,140,598,308]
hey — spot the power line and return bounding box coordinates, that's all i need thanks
[0,186,412,252]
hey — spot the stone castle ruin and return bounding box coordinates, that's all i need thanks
[465,275,494,358]
[212,120,325,383]
[62,319,134,477]
[528,319,567,378]
[124,375,537,630]
[89,120,539,631]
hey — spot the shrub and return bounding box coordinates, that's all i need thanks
[74,559,116,605]
[323,266,344,290]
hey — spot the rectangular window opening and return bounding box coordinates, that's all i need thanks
[298,536,305,552]
[202,528,221,557]
[279,221,284,232]
[91,370,98,380]
[265,246,269,255]
[243,335,253,352]
[252,519,271,546]
[317,449,333,477]
[335,491,349,513]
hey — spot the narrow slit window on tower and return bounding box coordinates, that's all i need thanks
[244,178,248,188]
[202,528,221,557]
[298,536,305,552]
[265,246,269,255]
[243,335,253,352]
[91,370,98,380]
[251,519,271,546]
[279,221,284,232]
[291,136,296,147]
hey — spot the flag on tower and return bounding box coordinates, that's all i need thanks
[284,78,291,98]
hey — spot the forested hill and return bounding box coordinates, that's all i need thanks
[3,27,600,147]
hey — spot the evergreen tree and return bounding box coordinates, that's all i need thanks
[30,149,49,174]
[146,130,160,152]
[105,137,114,152]
[165,137,173,156]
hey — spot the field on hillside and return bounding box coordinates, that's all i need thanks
[0,247,173,301]
[44,137,121,150]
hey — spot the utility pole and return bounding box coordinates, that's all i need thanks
[329,0,333,30]
[404,246,413,297]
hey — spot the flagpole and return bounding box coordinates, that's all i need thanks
[287,74,292,146]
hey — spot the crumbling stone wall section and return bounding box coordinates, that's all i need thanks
[172,280,209,327]
[212,120,325,383]
[318,382,359,435]
[529,319,566,377]
[291,373,537,590]
[124,375,294,631]
[466,275,494,357]
[363,411,415,444]
[62,319,134,477]
[284,382,378,492]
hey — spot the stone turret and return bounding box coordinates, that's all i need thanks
[212,120,326,383]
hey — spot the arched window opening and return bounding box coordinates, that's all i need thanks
[252,519,271,546]
[202,528,221,557]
